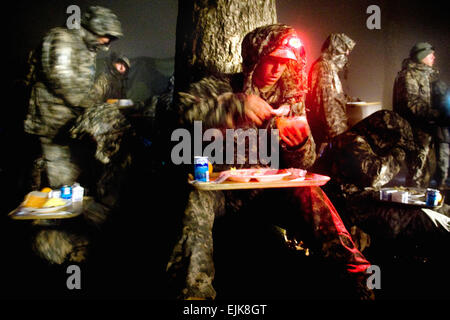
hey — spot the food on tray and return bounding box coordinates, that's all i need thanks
[43,197,67,208]
[41,187,52,193]
[227,168,291,182]
[208,161,213,175]
[23,191,48,208]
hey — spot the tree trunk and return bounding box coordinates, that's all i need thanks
[174,0,277,92]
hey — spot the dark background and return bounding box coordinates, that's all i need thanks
[6,0,450,107]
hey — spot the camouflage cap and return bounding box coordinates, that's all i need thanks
[81,6,123,38]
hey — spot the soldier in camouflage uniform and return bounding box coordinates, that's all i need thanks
[305,34,429,190]
[167,24,372,300]
[88,52,130,104]
[313,112,450,255]
[23,6,124,265]
[306,33,357,155]
[393,42,441,187]
[306,39,449,253]
[24,6,123,188]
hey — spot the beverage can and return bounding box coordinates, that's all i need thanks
[60,185,72,200]
[194,156,209,182]
[425,188,440,207]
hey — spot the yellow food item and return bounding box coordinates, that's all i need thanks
[208,161,213,175]
[43,197,67,208]
[23,192,48,208]
[41,187,52,193]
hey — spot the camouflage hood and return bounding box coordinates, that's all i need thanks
[241,24,308,102]
[107,52,130,79]
[321,33,355,70]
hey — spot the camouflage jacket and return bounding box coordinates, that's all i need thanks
[70,103,131,164]
[306,33,356,146]
[393,58,440,133]
[24,27,98,138]
[176,24,315,171]
[314,110,417,190]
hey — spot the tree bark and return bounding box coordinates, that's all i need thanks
[174,0,277,93]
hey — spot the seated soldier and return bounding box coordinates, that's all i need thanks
[167,24,373,300]
[313,111,450,256]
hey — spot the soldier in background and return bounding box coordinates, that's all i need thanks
[393,42,441,187]
[88,52,131,104]
[306,33,421,190]
[306,33,358,155]
[24,6,123,189]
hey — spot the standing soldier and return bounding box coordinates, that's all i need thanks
[22,6,123,265]
[24,6,123,189]
[306,33,357,155]
[393,42,441,187]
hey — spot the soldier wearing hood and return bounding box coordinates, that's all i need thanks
[306,33,357,154]
[24,6,123,188]
[393,42,446,188]
[306,34,426,193]
[88,52,131,104]
[167,24,373,300]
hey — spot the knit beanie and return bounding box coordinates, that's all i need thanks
[410,42,434,62]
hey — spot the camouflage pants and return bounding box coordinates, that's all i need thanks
[167,186,370,299]
[39,137,82,188]
[435,142,449,187]
[406,130,435,187]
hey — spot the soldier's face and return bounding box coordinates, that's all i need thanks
[422,52,435,67]
[97,36,111,45]
[253,55,289,89]
[114,62,127,74]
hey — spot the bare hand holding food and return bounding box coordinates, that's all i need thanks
[276,116,310,147]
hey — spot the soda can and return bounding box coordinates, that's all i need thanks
[60,185,73,200]
[425,188,440,207]
[194,156,209,182]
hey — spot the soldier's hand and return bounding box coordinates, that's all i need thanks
[276,116,310,147]
[244,95,274,126]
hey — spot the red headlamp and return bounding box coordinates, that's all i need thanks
[270,35,303,61]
